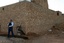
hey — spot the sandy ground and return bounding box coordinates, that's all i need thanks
[0,32,64,43]
[26,33,64,43]
[0,36,26,43]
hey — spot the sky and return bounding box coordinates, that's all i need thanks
[0,0,64,13]
[48,0,64,14]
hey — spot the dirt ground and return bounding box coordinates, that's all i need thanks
[26,32,64,43]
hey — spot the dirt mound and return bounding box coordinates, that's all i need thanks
[48,23,64,35]
[26,32,40,39]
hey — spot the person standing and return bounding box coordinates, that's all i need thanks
[8,19,14,38]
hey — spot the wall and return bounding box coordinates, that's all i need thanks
[0,1,64,35]
[31,0,48,9]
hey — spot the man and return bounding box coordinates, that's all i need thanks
[8,19,14,38]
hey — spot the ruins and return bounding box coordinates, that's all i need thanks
[0,0,64,36]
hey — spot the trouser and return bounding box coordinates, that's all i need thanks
[8,27,14,37]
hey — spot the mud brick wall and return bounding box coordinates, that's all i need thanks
[31,0,48,9]
[0,2,28,34]
[0,1,63,35]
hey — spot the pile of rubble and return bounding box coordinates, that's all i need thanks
[48,23,64,35]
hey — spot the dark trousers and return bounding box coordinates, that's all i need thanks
[8,27,14,37]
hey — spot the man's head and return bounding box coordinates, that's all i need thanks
[10,19,13,22]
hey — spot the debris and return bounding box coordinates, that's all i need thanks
[48,29,52,32]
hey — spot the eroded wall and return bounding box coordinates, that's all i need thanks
[0,1,64,35]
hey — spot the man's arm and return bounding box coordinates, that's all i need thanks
[9,22,14,27]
